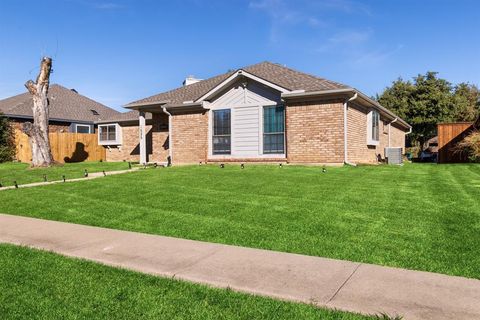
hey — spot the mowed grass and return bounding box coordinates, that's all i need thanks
[0,161,130,186]
[0,163,479,279]
[0,244,371,320]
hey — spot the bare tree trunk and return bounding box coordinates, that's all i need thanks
[23,57,54,167]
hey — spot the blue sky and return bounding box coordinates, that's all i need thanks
[1,0,479,112]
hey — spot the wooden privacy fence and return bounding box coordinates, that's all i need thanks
[437,122,474,163]
[15,130,106,163]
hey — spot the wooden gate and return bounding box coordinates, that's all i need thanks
[15,130,106,163]
[437,122,473,163]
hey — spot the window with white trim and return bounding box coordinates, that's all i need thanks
[367,110,380,145]
[98,124,121,145]
[263,105,285,154]
[75,124,91,134]
[212,109,231,154]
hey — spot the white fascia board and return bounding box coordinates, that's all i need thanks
[124,100,170,109]
[355,91,411,129]
[281,88,354,99]
[196,70,291,102]
[281,87,411,130]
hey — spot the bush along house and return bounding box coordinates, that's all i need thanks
[97,62,411,165]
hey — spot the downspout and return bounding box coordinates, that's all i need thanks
[344,92,358,166]
[388,117,398,147]
[162,107,173,165]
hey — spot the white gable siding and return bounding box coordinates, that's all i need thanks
[232,106,260,156]
[210,81,280,109]
[208,80,285,159]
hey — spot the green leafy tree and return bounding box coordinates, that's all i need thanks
[0,113,15,162]
[452,83,480,122]
[377,72,479,149]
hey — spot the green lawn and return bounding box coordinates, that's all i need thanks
[0,244,371,320]
[0,161,130,186]
[0,163,479,279]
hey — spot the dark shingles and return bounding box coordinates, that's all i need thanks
[126,61,350,107]
[0,84,120,122]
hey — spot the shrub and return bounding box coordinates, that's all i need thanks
[0,114,15,162]
[454,130,480,162]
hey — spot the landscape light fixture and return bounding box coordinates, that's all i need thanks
[103,170,106,176]
[154,163,158,168]
[220,163,224,168]
[128,162,132,169]
[322,167,326,173]
[241,163,245,169]
[279,163,283,167]
[84,169,88,177]
[43,174,47,182]
[199,161,202,166]
[62,175,66,182]
[14,181,18,189]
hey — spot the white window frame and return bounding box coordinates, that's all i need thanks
[98,123,122,145]
[367,110,380,146]
[75,124,91,134]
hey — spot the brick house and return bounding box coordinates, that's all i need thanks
[97,62,411,165]
[0,84,120,133]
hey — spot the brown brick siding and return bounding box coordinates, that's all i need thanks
[105,113,169,163]
[347,103,406,164]
[11,119,70,133]
[286,99,344,164]
[104,100,406,165]
[171,111,208,164]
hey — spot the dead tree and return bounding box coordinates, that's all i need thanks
[23,57,54,167]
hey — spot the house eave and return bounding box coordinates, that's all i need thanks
[2,114,96,125]
[281,88,411,130]
[124,100,171,109]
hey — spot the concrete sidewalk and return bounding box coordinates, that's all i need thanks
[0,214,478,320]
[0,168,139,191]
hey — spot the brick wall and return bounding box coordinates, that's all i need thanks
[286,99,344,164]
[105,113,169,163]
[347,103,406,164]
[171,111,208,164]
[11,119,70,133]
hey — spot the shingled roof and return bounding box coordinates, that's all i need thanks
[0,84,120,123]
[127,61,350,107]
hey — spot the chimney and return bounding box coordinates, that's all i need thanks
[183,75,202,86]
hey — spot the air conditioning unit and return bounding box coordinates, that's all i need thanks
[385,147,403,165]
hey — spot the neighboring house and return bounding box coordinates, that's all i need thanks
[0,84,120,133]
[98,61,411,165]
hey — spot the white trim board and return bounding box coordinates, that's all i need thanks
[197,69,291,102]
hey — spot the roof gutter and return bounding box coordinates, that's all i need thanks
[344,92,358,166]
[124,100,170,109]
[281,88,411,131]
[281,88,354,99]
[3,114,95,125]
[162,106,173,165]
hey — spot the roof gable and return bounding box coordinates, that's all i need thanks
[126,61,350,107]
